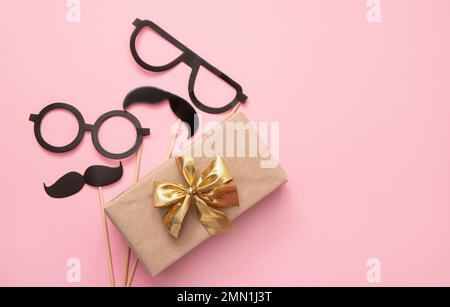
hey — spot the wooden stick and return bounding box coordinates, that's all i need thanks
[229,102,241,115]
[126,255,139,287]
[126,103,242,287]
[98,187,115,287]
[134,144,143,181]
[126,120,182,287]
[167,119,182,159]
[123,247,131,287]
[122,145,143,286]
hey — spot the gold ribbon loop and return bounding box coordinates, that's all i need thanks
[153,156,239,238]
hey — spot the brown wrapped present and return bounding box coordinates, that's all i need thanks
[105,112,288,276]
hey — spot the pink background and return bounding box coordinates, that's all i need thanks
[1,1,450,286]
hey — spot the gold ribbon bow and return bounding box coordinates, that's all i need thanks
[153,156,239,238]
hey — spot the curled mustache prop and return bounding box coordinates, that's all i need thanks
[123,86,199,137]
[44,163,123,199]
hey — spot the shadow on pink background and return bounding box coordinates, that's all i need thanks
[1,1,449,286]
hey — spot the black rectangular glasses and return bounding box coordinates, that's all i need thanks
[130,18,248,115]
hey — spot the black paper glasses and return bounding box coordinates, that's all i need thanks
[130,18,248,114]
[29,103,150,160]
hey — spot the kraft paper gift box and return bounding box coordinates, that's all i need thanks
[105,112,288,276]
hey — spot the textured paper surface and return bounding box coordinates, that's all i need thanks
[105,112,288,276]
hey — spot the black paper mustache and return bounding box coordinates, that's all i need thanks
[123,86,199,137]
[44,163,123,199]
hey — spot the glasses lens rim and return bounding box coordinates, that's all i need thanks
[188,63,247,114]
[32,103,85,153]
[130,21,184,72]
[92,110,145,160]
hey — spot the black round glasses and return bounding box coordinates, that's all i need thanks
[29,103,150,160]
